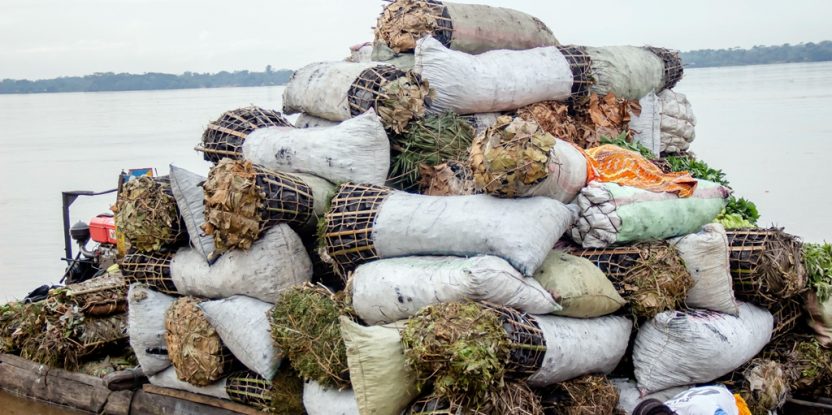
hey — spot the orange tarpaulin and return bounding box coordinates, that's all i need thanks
[585,144,698,198]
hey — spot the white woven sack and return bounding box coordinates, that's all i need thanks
[282,61,376,121]
[294,113,340,128]
[633,303,774,394]
[243,111,390,185]
[199,296,281,380]
[351,256,560,325]
[612,378,688,415]
[170,224,312,303]
[528,314,632,386]
[414,37,572,114]
[148,367,229,400]
[303,381,359,415]
[127,284,176,376]
[670,223,739,315]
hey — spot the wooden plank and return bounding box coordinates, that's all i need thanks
[132,389,259,415]
[143,385,262,415]
[100,390,133,415]
[0,358,47,399]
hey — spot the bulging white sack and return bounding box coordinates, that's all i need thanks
[523,139,588,203]
[670,223,739,315]
[631,90,696,155]
[665,385,741,415]
[373,193,574,276]
[294,113,340,129]
[199,296,281,380]
[303,381,359,415]
[528,314,632,386]
[171,225,312,303]
[149,367,229,400]
[613,378,688,415]
[282,61,376,121]
[414,37,573,114]
[128,284,176,376]
[633,303,774,394]
[351,256,560,325]
[629,91,662,156]
[243,111,390,185]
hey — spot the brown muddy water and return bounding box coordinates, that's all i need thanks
[0,390,85,414]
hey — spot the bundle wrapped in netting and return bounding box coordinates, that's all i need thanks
[202,158,331,254]
[48,271,128,316]
[539,375,620,415]
[282,61,431,133]
[401,302,546,400]
[321,183,572,277]
[418,161,476,196]
[769,298,804,341]
[570,242,693,318]
[270,284,351,389]
[19,300,128,370]
[721,359,790,415]
[376,0,558,54]
[119,251,177,295]
[726,228,807,307]
[571,180,730,248]
[469,116,588,202]
[112,176,186,253]
[516,93,640,150]
[389,112,474,191]
[225,369,305,415]
[763,334,832,399]
[198,106,292,163]
[585,45,684,100]
[406,381,544,415]
[165,297,236,386]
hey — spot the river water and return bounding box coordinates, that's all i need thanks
[0,61,830,415]
[0,62,831,302]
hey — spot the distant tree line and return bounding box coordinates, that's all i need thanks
[681,41,832,68]
[0,67,293,94]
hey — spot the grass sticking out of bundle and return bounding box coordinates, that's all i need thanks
[225,369,304,415]
[408,381,544,415]
[764,334,832,399]
[112,176,184,253]
[270,284,351,389]
[199,106,292,163]
[0,302,23,352]
[469,116,556,197]
[48,272,128,316]
[539,375,620,415]
[389,112,474,191]
[402,302,510,400]
[727,228,807,307]
[804,242,832,301]
[165,297,236,386]
[723,359,789,415]
[572,243,693,319]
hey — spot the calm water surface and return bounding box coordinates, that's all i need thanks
[0,62,831,302]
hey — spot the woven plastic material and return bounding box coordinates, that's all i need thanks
[199,106,291,163]
[645,46,684,91]
[726,228,807,307]
[321,184,392,277]
[119,252,177,295]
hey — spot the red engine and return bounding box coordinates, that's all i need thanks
[89,215,117,245]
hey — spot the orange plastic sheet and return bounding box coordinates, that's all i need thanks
[585,144,698,197]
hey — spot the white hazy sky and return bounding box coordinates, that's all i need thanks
[2,0,830,80]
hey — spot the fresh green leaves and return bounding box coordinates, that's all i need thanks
[805,242,832,301]
[599,133,656,160]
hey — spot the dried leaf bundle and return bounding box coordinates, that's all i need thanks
[112,176,184,253]
[165,297,235,386]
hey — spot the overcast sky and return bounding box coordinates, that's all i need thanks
[2,0,830,80]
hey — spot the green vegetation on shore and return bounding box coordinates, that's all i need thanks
[0,67,293,94]
[681,41,832,68]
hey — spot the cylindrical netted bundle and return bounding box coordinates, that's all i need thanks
[406,381,544,415]
[721,359,789,415]
[556,46,593,101]
[283,61,430,133]
[584,46,683,100]
[49,272,127,316]
[570,243,693,318]
[770,298,804,341]
[270,284,351,389]
[389,112,474,191]
[401,302,545,400]
[165,297,236,386]
[112,176,186,253]
[198,106,292,163]
[376,0,557,54]
[320,184,392,276]
[202,159,318,255]
[469,116,588,202]
[539,375,620,415]
[225,369,304,415]
[119,252,177,295]
[644,46,684,91]
[727,228,807,307]
[418,161,476,196]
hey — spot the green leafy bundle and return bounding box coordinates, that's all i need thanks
[804,242,832,301]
